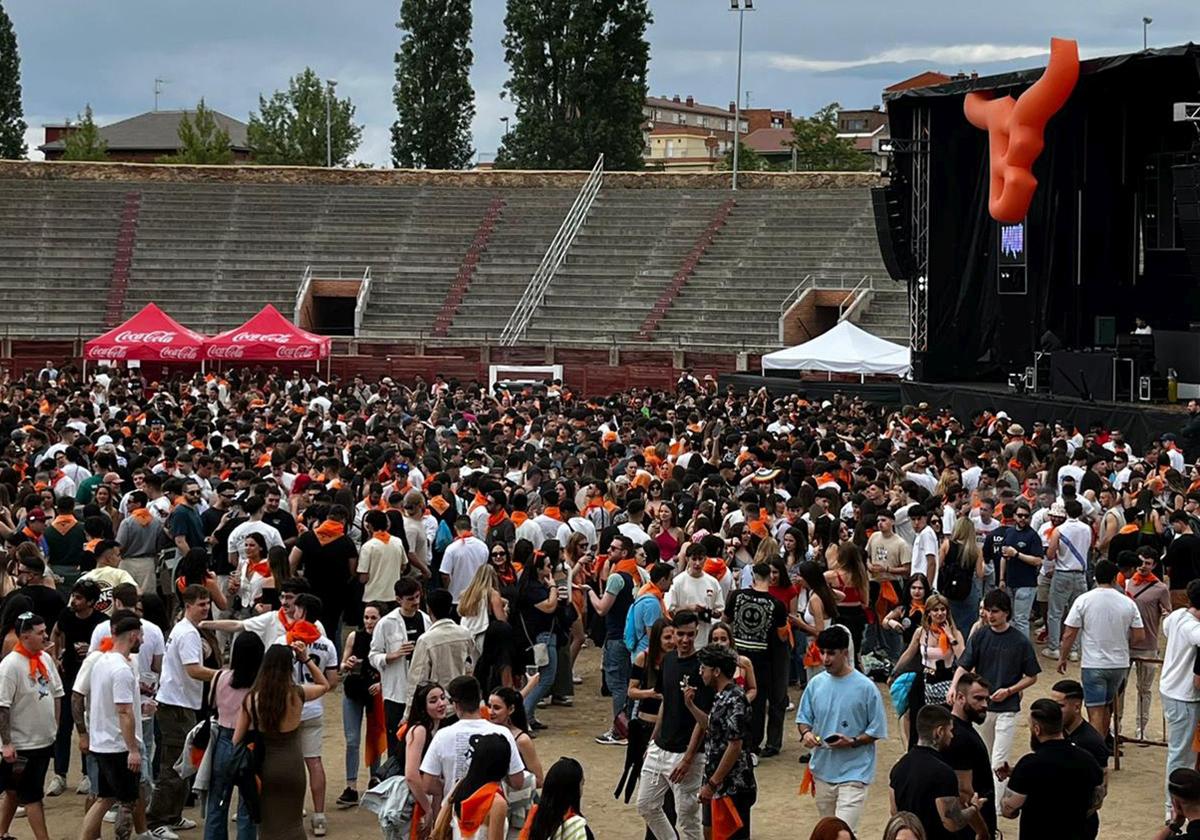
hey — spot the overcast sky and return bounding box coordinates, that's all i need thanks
[7,1,1198,166]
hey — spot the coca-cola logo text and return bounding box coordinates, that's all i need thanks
[88,346,129,360]
[159,346,198,360]
[115,330,176,343]
[206,345,246,360]
[276,345,316,359]
[232,332,291,344]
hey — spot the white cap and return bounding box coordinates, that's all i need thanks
[96,435,113,446]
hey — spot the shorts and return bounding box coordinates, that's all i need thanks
[1081,667,1126,707]
[94,752,140,804]
[0,745,52,804]
[299,716,323,759]
[1036,572,1051,602]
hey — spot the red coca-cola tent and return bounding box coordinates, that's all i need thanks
[84,303,207,363]
[203,304,331,362]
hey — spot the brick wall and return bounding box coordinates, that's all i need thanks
[0,160,879,191]
[781,290,853,346]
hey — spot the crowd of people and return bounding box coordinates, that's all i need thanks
[1,363,1200,839]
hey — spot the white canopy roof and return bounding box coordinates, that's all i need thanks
[762,321,912,377]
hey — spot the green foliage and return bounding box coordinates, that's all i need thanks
[716,140,773,172]
[497,0,652,171]
[0,1,26,159]
[62,105,107,161]
[247,68,363,166]
[391,0,475,169]
[159,99,233,165]
[789,103,871,172]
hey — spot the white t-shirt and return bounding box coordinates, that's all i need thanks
[228,520,284,568]
[357,537,409,603]
[419,718,524,802]
[666,572,722,646]
[1064,586,1143,669]
[241,610,328,649]
[440,537,489,603]
[556,517,598,549]
[86,653,142,753]
[0,649,63,749]
[274,636,338,722]
[91,618,166,678]
[1160,609,1200,702]
[156,618,204,710]
[911,527,939,580]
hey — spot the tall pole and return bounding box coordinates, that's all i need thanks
[1143,16,1152,50]
[732,3,745,191]
[326,84,333,168]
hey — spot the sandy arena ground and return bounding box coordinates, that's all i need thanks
[35,645,1164,840]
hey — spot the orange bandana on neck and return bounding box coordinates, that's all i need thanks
[429,497,450,516]
[703,558,728,580]
[542,506,562,522]
[129,508,153,526]
[373,530,391,544]
[468,492,488,513]
[511,511,528,527]
[313,520,345,545]
[13,642,48,684]
[50,514,78,535]
[613,558,641,580]
[638,582,670,620]
[249,561,271,578]
[1131,570,1160,587]
[99,637,116,653]
[286,620,321,647]
[486,509,509,529]
[456,782,502,837]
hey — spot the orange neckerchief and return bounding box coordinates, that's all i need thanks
[429,497,450,516]
[363,497,390,513]
[638,581,670,620]
[486,509,509,529]
[929,622,952,655]
[249,561,271,578]
[518,806,579,840]
[511,511,528,527]
[313,520,345,545]
[703,557,728,580]
[99,637,116,653]
[457,530,474,541]
[21,526,38,541]
[84,538,101,554]
[456,782,502,837]
[1118,523,1139,535]
[286,619,321,647]
[13,642,49,684]
[747,507,769,539]
[613,558,641,580]
[373,530,392,544]
[1131,570,1160,587]
[50,514,78,535]
[542,506,563,522]
[908,597,926,618]
[277,608,296,633]
[468,492,488,513]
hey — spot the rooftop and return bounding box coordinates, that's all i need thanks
[646,95,735,120]
[40,109,250,153]
[744,127,794,154]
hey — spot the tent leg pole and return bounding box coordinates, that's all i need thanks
[201,361,206,375]
[82,360,86,380]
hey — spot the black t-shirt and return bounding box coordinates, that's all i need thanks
[1066,720,1109,840]
[262,509,299,544]
[957,625,1040,713]
[724,588,787,654]
[942,712,996,834]
[1166,534,1200,591]
[201,507,236,575]
[400,611,426,647]
[518,584,555,639]
[1007,739,1103,840]
[15,586,66,635]
[1106,529,1143,566]
[656,651,714,753]
[55,607,108,685]
[293,532,358,626]
[889,745,961,840]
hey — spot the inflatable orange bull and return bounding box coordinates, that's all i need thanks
[964,37,1080,223]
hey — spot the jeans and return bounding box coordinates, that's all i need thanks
[863,620,902,661]
[1009,586,1037,640]
[342,694,381,784]
[979,710,1018,803]
[813,779,868,833]
[1047,571,1087,651]
[1164,697,1200,819]
[147,703,195,828]
[949,581,980,638]
[637,743,704,840]
[601,638,632,724]
[523,632,558,719]
[204,726,255,840]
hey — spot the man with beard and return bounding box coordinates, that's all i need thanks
[942,672,996,838]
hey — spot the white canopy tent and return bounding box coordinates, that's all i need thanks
[762,321,912,378]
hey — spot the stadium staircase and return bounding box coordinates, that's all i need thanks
[103,190,142,328]
[636,198,736,341]
[431,197,506,337]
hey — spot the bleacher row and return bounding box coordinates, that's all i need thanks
[0,178,900,350]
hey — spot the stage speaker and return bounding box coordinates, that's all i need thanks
[871,185,915,282]
[1173,163,1200,281]
[1094,316,1117,347]
[1040,330,1064,352]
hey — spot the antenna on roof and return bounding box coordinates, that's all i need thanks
[154,77,171,111]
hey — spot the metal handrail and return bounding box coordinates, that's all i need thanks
[779,274,813,315]
[499,155,604,345]
[354,266,372,335]
[294,265,313,323]
[838,274,871,320]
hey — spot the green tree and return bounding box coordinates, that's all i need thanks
[62,105,107,161]
[159,98,233,165]
[497,0,651,171]
[716,140,773,172]
[0,1,26,159]
[391,0,475,169]
[789,103,870,171]
[247,68,362,166]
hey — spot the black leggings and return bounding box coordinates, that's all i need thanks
[473,620,514,692]
[837,608,867,664]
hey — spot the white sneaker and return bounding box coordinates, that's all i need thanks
[1068,651,1080,662]
[76,775,91,795]
[103,805,119,823]
[1041,647,1061,659]
[146,828,180,840]
[167,817,197,830]
[14,806,25,817]
[572,673,583,685]
[45,772,66,796]
[311,813,328,837]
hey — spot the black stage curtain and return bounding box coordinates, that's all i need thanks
[887,45,1200,381]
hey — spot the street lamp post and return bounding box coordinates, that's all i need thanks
[325,79,338,167]
[1143,16,1153,51]
[501,116,510,139]
[730,0,754,191]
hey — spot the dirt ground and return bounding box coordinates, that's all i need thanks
[36,646,1165,840]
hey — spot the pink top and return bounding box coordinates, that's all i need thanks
[655,530,681,561]
[214,670,251,729]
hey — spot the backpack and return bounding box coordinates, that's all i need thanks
[938,543,974,601]
[433,518,453,552]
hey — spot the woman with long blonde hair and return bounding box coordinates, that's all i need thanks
[459,564,513,689]
[940,517,984,632]
[890,592,963,746]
